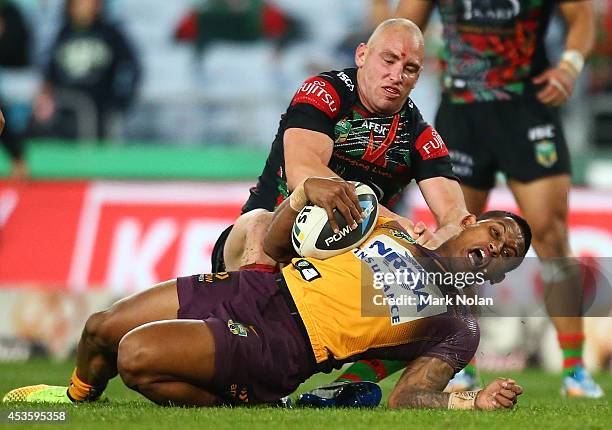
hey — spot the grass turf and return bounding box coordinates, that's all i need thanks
[0,359,610,430]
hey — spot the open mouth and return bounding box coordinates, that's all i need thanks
[468,247,489,269]
[383,86,400,97]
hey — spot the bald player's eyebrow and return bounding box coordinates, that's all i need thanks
[381,50,401,60]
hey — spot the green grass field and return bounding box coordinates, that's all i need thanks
[0,359,610,430]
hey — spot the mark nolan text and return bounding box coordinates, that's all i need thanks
[373,294,493,307]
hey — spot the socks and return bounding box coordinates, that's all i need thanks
[558,333,585,377]
[335,359,406,383]
[67,368,98,402]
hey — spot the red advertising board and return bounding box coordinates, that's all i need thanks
[0,181,248,292]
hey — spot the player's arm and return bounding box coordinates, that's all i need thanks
[533,0,594,105]
[283,74,362,227]
[395,0,435,31]
[283,132,361,229]
[264,177,362,263]
[560,0,595,58]
[388,356,523,410]
[417,177,475,248]
[284,128,338,191]
[410,108,475,248]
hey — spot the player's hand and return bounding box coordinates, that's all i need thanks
[475,378,523,410]
[415,223,444,249]
[532,66,576,107]
[393,218,439,248]
[0,108,5,135]
[303,177,363,234]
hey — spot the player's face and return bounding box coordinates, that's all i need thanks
[444,217,526,282]
[355,28,424,115]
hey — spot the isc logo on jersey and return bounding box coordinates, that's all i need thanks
[291,77,340,118]
[292,183,379,259]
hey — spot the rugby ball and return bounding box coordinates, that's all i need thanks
[291,182,379,259]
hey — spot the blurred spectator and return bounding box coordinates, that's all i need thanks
[30,0,141,141]
[0,0,30,178]
[175,0,303,62]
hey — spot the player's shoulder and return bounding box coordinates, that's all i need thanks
[295,68,357,97]
[290,68,357,118]
[318,68,358,95]
[401,96,424,120]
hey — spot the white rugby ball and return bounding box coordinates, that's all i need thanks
[291,182,379,259]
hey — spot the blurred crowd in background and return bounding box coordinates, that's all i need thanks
[1,0,612,178]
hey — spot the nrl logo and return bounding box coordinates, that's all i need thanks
[535,140,557,168]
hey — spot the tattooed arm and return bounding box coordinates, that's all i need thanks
[388,356,523,410]
[388,357,453,408]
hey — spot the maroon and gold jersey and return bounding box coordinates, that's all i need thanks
[282,217,469,365]
[430,0,577,103]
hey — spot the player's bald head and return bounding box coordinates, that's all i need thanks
[354,18,424,115]
[367,18,424,50]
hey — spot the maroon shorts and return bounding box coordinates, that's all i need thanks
[176,271,317,405]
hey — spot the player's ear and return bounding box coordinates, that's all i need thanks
[461,214,477,229]
[355,43,367,67]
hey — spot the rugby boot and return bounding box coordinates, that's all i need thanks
[561,366,604,398]
[3,385,72,403]
[296,381,382,408]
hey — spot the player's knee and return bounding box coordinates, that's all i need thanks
[227,209,275,269]
[224,210,270,269]
[116,333,153,390]
[529,215,569,257]
[82,310,117,349]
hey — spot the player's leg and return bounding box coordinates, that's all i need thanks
[210,225,233,272]
[117,319,219,406]
[223,209,277,271]
[71,280,180,398]
[509,175,601,397]
[502,97,602,397]
[509,175,578,320]
[3,280,180,403]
